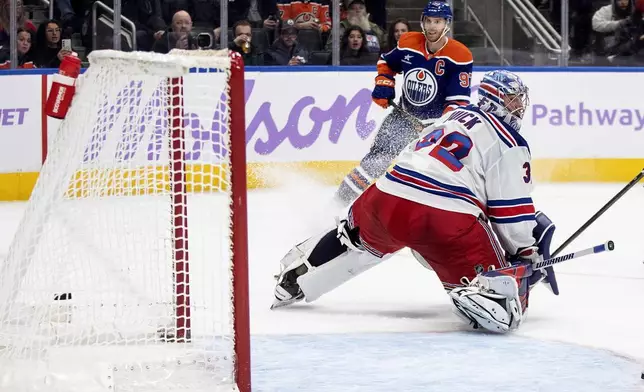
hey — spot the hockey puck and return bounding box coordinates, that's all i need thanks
[54,293,72,301]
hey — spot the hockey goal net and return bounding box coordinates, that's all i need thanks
[0,49,250,392]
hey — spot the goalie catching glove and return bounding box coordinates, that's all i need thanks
[449,211,559,333]
[450,273,524,333]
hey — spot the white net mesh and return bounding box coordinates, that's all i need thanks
[0,50,244,391]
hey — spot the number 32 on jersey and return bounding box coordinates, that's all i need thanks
[414,128,473,171]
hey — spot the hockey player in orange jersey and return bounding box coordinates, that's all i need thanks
[335,1,473,206]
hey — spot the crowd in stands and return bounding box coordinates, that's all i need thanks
[1,0,644,68]
[537,0,644,64]
[0,0,401,68]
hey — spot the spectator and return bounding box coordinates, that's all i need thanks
[383,17,410,53]
[569,0,595,60]
[152,10,197,53]
[229,19,263,65]
[0,0,36,47]
[161,0,246,44]
[605,0,644,61]
[264,20,308,65]
[161,0,189,24]
[633,0,644,41]
[251,0,279,29]
[365,0,386,30]
[122,0,166,51]
[211,0,279,47]
[325,0,384,53]
[0,27,35,68]
[277,0,331,33]
[54,0,77,35]
[33,20,70,68]
[160,0,191,26]
[592,0,633,55]
[340,25,377,65]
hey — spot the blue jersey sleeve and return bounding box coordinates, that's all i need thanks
[443,61,473,111]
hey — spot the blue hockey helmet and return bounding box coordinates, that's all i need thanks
[422,1,453,22]
[478,70,530,131]
[421,1,453,43]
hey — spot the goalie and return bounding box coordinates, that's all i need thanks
[272,70,559,333]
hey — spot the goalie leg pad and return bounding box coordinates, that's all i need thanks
[272,229,333,308]
[299,219,386,302]
[449,275,523,333]
[274,220,387,306]
[298,248,385,303]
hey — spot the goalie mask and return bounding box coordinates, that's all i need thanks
[478,70,530,132]
[421,1,452,45]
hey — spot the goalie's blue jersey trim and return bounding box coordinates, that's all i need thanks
[385,165,485,212]
[488,198,533,206]
[488,215,536,224]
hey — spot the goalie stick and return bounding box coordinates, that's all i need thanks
[535,240,614,270]
[491,241,614,279]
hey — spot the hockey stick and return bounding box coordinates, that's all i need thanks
[535,240,614,270]
[388,99,426,131]
[551,168,644,257]
[490,241,614,279]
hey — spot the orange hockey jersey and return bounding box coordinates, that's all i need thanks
[0,61,35,69]
[377,32,473,120]
[277,0,331,33]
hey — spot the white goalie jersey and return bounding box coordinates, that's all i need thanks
[375,105,537,256]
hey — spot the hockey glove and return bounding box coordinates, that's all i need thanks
[532,211,559,295]
[372,74,395,109]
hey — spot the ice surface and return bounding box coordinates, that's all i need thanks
[251,333,642,392]
[1,181,643,391]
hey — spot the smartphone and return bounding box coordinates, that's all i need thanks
[62,39,72,51]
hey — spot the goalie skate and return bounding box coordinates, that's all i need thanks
[271,264,306,309]
[271,243,309,309]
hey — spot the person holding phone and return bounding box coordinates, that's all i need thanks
[33,20,71,68]
[152,11,196,54]
[264,20,309,65]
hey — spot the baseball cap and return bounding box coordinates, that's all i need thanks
[281,19,297,34]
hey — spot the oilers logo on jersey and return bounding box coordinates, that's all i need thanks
[377,32,473,119]
[403,68,438,106]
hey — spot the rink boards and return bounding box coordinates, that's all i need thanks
[1,66,643,200]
